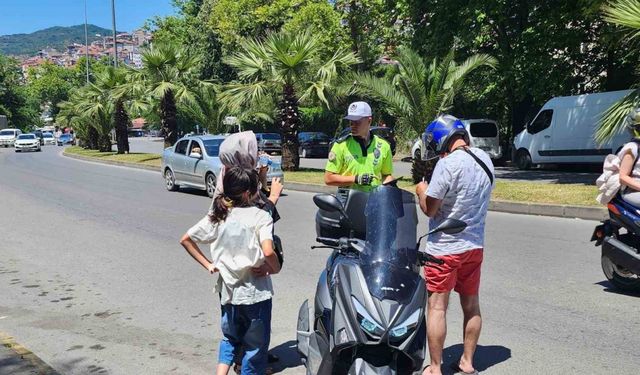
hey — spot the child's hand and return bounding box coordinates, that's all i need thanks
[269,177,283,200]
[207,263,218,274]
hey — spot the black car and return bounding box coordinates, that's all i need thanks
[255,133,282,155]
[332,126,396,155]
[298,132,331,158]
[33,130,44,145]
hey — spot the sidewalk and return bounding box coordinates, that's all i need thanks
[0,333,60,375]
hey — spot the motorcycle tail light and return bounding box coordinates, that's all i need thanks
[607,203,621,216]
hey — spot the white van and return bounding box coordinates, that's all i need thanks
[411,119,502,160]
[513,90,633,170]
[0,128,22,147]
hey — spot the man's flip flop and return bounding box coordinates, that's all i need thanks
[450,363,479,375]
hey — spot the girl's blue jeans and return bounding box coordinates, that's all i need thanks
[219,298,272,375]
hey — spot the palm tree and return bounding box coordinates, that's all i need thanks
[349,47,497,182]
[95,67,131,154]
[597,0,640,143]
[222,30,359,170]
[180,84,223,134]
[130,43,206,148]
[74,84,114,152]
[57,95,99,149]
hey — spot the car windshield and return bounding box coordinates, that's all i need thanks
[18,134,35,139]
[302,133,330,142]
[43,133,53,138]
[203,139,224,156]
[360,186,420,304]
[261,133,280,140]
[0,130,15,136]
[60,134,71,139]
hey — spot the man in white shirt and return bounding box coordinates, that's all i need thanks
[415,115,494,375]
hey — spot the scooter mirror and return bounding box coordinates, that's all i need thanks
[429,218,467,235]
[313,194,346,215]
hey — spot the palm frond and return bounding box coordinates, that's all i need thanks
[596,89,640,143]
[603,0,640,39]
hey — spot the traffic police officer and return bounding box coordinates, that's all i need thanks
[324,101,394,191]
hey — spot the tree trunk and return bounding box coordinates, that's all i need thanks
[278,84,301,171]
[161,90,178,149]
[114,99,130,154]
[87,126,99,150]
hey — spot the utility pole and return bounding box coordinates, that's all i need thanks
[84,0,90,83]
[111,0,118,67]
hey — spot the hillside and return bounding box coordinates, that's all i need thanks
[0,25,122,56]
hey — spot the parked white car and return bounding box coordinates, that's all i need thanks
[513,90,632,170]
[42,132,56,145]
[0,128,22,147]
[14,134,41,152]
[411,119,502,161]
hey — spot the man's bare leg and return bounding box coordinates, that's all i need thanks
[458,294,481,373]
[423,291,450,375]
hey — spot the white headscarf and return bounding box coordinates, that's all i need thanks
[209,131,259,212]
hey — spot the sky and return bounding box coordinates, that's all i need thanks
[0,0,177,36]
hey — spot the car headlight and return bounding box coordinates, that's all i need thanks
[389,309,422,340]
[351,296,385,338]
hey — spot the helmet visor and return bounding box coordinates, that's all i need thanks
[421,132,439,161]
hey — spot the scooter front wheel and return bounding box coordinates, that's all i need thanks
[601,255,640,292]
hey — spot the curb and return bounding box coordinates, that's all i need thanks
[0,332,61,375]
[63,151,161,173]
[61,152,607,221]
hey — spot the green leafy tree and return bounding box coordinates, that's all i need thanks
[0,54,40,128]
[408,0,638,143]
[597,0,640,142]
[27,61,82,117]
[222,29,358,170]
[130,42,209,148]
[349,47,496,182]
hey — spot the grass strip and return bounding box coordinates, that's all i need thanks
[65,146,161,167]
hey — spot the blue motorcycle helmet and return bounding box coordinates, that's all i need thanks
[421,115,470,160]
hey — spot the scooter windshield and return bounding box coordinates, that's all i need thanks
[361,186,419,304]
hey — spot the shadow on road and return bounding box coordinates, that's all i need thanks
[442,344,511,373]
[595,280,640,297]
[268,340,302,373]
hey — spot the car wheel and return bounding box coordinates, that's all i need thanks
[15,149,19,153]
[206,173,216,198]
[515,149,532,170]
[601,253,640,292]
[164,168,179,192]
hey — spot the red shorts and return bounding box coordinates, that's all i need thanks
[424,248,483,295]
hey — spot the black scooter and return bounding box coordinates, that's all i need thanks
[296,185,466,374]
[591,194,640,292]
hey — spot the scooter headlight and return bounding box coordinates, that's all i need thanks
[351,297,385,338]
[389,309,422,340]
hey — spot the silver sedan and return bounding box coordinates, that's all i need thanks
[161,134,284,198]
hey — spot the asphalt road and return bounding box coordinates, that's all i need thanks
[126,137,600,184]
[0,145,638,375]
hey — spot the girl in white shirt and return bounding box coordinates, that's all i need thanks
[180,167,281,375]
